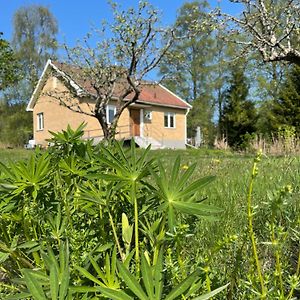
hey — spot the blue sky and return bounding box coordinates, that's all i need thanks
[1,0,242,45]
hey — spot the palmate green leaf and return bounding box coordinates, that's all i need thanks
[168,205,176,232]
[170,156,181,185]
[89,255,108,285]
[130,138,137,169]
[97,286,134,300]
[116,261,148,300]
[176,163,197,191]
[59,263,70,300]
[17,241,39,249]
[0,181,16,191]
[165,269,201,300]
[172,202,222,217]
[75,265,104,286]
[177,176,216,199]
[0,251,10,263]
[192,283,229,300]
[154,249,163,300]
[101,147,129,174]
[0,161,15,179]
[70,286,100,294]
[96,242,114,252]
[79,183,106,205]
[50,263,58,300]
[21,269,47,300]
[141,253,154,299]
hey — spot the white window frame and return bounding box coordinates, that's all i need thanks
[37,112,44,131]
[164,112,176,128]
[144,110,152,121]
[106,105,116,124]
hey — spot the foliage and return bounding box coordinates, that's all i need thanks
[0,125,228,299]
[160,0,215,143]
[0,33,21,91]
[11,4,58,103]
[269,65,300,134]
[0,102,32,147]
[220,62,257,149]
[0,126,299,299]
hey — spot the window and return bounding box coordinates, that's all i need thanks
[37,113,44,131]
[106,105,116,124]
[164,112,175,128]
[144,110,152,122]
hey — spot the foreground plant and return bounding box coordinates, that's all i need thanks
[246,150,300,299]
[0,125,228,299]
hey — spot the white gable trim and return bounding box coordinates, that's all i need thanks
[26,59,86,111]
[26,60,192,112]
[26,59,52,111]
[159,84,192,109]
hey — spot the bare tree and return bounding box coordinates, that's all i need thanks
[217,0,300,65]
[49,1,174,140]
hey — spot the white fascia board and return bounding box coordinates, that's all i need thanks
[50,62,86,97]
[159,84,192,109]
[26,59,87,112]
[26,59,52,111]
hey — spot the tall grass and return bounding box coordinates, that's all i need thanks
[0,131,299,299]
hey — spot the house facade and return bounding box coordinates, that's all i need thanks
[26,60,191,149]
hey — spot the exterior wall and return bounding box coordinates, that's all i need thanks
[142,106,187,149]
[32,75,188,149]
[33,76,130,146]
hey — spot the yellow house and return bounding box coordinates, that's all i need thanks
[26,60,191,149]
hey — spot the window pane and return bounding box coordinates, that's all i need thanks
[170,115,174,128]
[37,113,44,130]
[108,107,115,123]
[164,114,168,127]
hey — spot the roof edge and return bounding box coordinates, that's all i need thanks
[26,59,52,111]
[26,60,192,112]
[26,59,87,112]
[158,84,192,109]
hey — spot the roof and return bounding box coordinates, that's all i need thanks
[27,59,192,111]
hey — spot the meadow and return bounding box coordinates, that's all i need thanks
[0,133,299,299]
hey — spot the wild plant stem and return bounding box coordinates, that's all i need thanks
[247,155,266,299]
[133,181,140,277]
[270,216,284,296]
[107,208,124,261]
[287,250,300,299]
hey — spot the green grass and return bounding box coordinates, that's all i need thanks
[0,148,31,163]
[1,145,299,298]
[2,146,299,253]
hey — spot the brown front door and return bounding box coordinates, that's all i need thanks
[130,109,140,136]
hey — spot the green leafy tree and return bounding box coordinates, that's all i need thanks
[269,65,300,133]
[220,62,257,149]
[12,4,58,102]
[0,32,21,91]
[0,102,32,147]
[160,0,215,144]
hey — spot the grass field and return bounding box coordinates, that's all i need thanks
[0,146,299,298]
[0,148,31,163]
[2,147,298,244]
